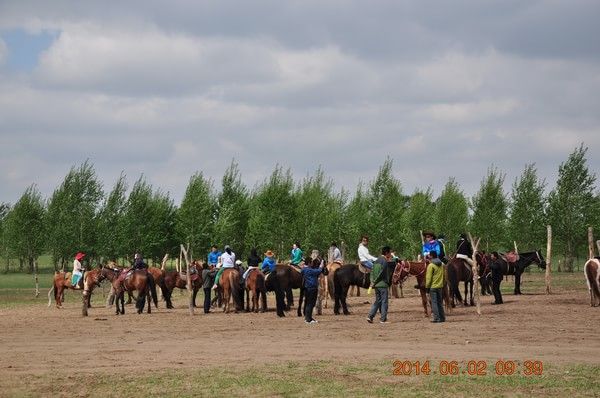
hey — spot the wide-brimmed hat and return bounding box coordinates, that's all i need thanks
[422,231,436,239]
[235,260,242,265]
[75,252,85,260]
[264,250,274,257]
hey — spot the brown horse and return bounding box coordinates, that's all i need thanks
[217,268,243,313]
[392,260,451,317]
[48,268,103,309]
[98,267,158,315]
[584,258,600,307]
[316,262,342,314]
[161,262,202,309]
[244,268,267,312]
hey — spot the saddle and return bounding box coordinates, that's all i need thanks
[358,263,372,274]
[118,269,134,284]
[290,263,303,273]
[501,251,519,263]
[179,271,200,282]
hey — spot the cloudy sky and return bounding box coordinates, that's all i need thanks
[0,1,598,204]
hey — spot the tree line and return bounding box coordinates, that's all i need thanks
[0,145,597,273]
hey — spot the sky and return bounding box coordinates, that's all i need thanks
[0,1,599,204]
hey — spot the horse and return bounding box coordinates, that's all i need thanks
[446,252,488,307]
[161,261,202,309]
[584,258,600,307]
[244,268,267,313]
[392,260,451,317]
[48,268,103,309]
[495,250,546,294]
[217,267,243,313]
[332,264,371,315]
[265,263,304,316]
[98,267,158,315]
[316,262,341,315]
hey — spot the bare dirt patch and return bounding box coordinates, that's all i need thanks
[0,273,598,379]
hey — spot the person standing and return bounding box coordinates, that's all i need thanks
[366,246,394,324]
[425,251,445,323]
[71,252,85,289]
[201,263,216,313]
[358,236,377,270]
[301,258,325,324]
[212,245,235,289]
[489,252,504,305]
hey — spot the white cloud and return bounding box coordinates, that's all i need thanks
[0,38,6,65]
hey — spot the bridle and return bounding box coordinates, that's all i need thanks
[393,260,426,284]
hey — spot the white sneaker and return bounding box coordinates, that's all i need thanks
[310,319,318,324]
[211,284,218,290]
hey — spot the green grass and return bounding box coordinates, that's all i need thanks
[2,360,598,397]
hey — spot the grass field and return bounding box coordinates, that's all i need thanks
[2,360,598,397]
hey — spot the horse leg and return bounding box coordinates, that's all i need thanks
[285,287,293,310]
[342,288,350,315]
[514,272,521,295]
[297,288,305,317]
[56,286,63,308]
[463,281,469,306]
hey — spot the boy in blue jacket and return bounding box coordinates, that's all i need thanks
[301,257,325,324]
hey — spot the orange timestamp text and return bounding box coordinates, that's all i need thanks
[392,360,543,376]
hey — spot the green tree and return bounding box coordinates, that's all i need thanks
[508,164,547,251]
[246,166,296,260]
[547,145,597,271]
[4,186,46,273]
[435,178,469,249]
[176,172,215,260]
[341,183,370,261]
[97,173,128,261]
[123,177,177,264]
[470,167,508,251]
[45,161,103,269]
[0,203,10,272]
[365,159,406,256]
[402,188,436,257]
[293,167,340,253]
[213,160,249,257]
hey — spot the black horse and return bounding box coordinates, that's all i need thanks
[333,264,371,315]
[265,264,304,317]
[497,250,546,294]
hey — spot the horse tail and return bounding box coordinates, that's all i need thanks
[447,261,460,300]
[48,285,54,307]
[230,270,242,311]
[149,274,158,308]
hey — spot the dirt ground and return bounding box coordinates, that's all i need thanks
[0,273,598,378]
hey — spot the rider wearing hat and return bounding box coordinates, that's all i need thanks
[421,231,441,260]
[71,252,86,289]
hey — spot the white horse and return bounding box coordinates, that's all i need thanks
[584,258,600,307]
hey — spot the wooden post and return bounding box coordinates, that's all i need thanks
[596,240,600,257]
[468,233,481,315]
[161,253,169,271]
[180,244,194,315]
[34,260,40,298]
[588,227,595,259]
[545,225,552,295]
[513,241,519,254]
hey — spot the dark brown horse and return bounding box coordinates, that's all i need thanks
[265,264,304,316]
[332,264,371,315]
[392,260,451,317]
[217,268,243,313]
[244,268,267,312]
[496,250,546,294]
[49,268,103,309]
[446,254,488,307]
[161,262,202,309]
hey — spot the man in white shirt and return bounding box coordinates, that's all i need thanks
[358,236,377,270]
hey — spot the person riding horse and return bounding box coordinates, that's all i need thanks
[455,233,474,268]
[422,232,441,261]
[71,252,86,289]
[358,235,377,270]
[262,250,286,317]
[290,242,303,268]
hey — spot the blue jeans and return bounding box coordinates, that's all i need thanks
[430,288,445,322]
[361,260,373,270]
[368,287,388,321]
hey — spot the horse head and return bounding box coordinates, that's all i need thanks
[533,250,546,269]
[392,260,410,285]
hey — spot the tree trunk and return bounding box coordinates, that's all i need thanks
[18,257,24,272]
[588,227,595,258]
[565,241,574,272]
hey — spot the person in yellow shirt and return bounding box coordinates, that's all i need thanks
[425,251,445,323]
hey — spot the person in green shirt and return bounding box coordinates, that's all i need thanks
[425,251,445,323]
[366,246,394,324]
[290,242,303,266]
